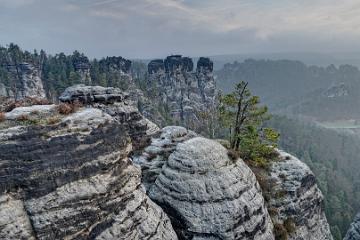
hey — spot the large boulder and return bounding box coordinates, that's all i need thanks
[148,137,274,240]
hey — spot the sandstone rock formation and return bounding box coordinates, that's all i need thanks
[344,213,360,240]
[0,84,336,240]
[145,55,217,129]
[0,85,177,239]
[148,137,274,240]
[59,84,125,104]
[3,62,46,99]
[0,83,7,97]
[267,150,333,240]
[73,55,92,84]
[99,56,133,88]
[133,126,197,190]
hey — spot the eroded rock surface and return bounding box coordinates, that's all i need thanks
[344,213,360,240]
[73,55,92,84]
[148,137,274,240]
[4,62,46,99]
[133,126,197,190]
[0,86,177,240]
[268,151,333,240]
[59,84,125,104]
[145,55,217,129]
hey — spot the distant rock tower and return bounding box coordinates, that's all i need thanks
[73,56,92,85]
[3,62,46,99]
[146,55,217,129]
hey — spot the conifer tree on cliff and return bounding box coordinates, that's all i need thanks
[218,81,279,164]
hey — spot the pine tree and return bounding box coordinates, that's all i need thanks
[218,81,279,164]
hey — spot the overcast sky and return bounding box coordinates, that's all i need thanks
[1,0,360,59]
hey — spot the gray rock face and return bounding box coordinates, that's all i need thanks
[133,126,197,190]
[4,62,46,99]
[99,56,133,87]
[0,86,177,239]
[146,55,217,129]
[59,84,125,104]
[268,151,333,240]
[148,137,274,240]
[0,83,7,97]
[4,104,56,120]
[74,56,92,84]
[344,213,360,240]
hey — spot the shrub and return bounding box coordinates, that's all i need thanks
[284,218,296,234]
[16,114,38,125]
[57,103,72,115]
[268,207,279,217]
[47,116,61,125]
[57,101,82,115]
[274,223,288,240]
[227,149,240,162]
[16,114,30,121]
[4,101,20,112]
[0,112,5,122]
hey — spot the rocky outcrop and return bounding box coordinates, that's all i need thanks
[267,151,333,240]
[145,55,217,129]
[0,83,7,97]
[133,126,197,190]
[4,62,46,99]
[323,82,349,98]
[99,56,133,88]
[344,213,360,240]
[0,85,177,239]
[146,136,274,240]
[73,55,92,84]
[135,127,334,240]
[59,84,125,104]
[59,85,154,151]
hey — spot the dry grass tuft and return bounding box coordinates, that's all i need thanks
[0,112,5,122]
[47,116,61,125]
[3,97,51,112]
[16,114,30,121]
[57,101,82,115]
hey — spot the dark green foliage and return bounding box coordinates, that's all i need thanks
[0,43,134,100]
[216,59,360,121]
[267,115,360,239]
[218,80,279,166]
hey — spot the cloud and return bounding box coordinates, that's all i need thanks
[79,0,360,39]
[2,0,360,58]
[0,0,36,8]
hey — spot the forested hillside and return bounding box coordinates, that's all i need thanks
[0,44,143,101]
[216,59,360,121]
[267,115,360,239]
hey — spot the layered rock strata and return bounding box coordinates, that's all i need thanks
[148,137,274,240]
[3,62,46,99]
[268,151,333,240]
[0,85,177,239]
[146,55,217,129]
[344,213,360,240]
[73,55,92,84]
[133,126,197,190]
